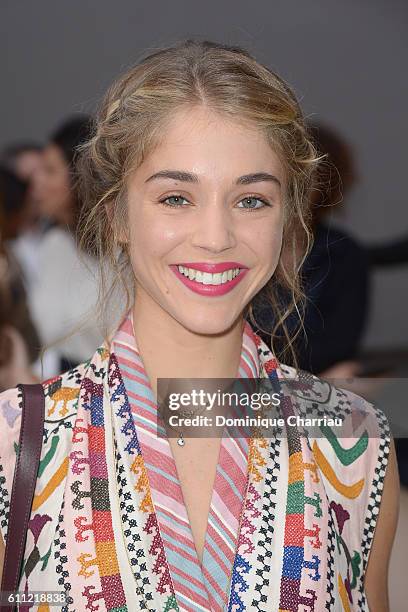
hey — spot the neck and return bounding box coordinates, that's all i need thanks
[131,292,245,396]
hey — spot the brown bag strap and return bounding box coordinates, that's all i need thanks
[1,384,44,611]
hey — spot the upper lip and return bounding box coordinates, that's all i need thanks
[173,261,248,273]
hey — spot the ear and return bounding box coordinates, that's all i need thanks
[104,200,128,244]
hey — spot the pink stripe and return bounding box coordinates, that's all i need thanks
[223,435,247,473]
[169,576,209,611]
[159,516,191,541]
[212,448,246,526]
[203,530,231,575]
[218,445,247,485]
[144,446,178,478]
[224,432,248,464]
[127,401,156,423]
[116,354,149,378]
[162,550,210,607]
[132,421,159,438]
[235,440,249,462]
[243,322,259,360]
[154,489,189,519]
[202,559,227,606]
[114,328,134,344]
[148,470,184,504]
[126,389,158,411]
[160,522,197,555]
[115,368,150,388]
[136,428,172,456]
[239,357,253,378]
[206,524,238,575]
[214,473,241,516]
[242,342,259,376]
[207,511,236,555]
[212,474,243,536]
[127,407,158,431]
[158,504,191,529]
[114,330,134,345]
[209,492,237,539]
[171,564,213,598]
[122,316,133,332]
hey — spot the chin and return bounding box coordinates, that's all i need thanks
[173,309,240,337]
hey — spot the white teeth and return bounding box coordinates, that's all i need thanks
[177,265,242,285]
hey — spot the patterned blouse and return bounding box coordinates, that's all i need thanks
[0,312,390,611]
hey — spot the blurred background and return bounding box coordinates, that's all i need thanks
[0,1,407,607]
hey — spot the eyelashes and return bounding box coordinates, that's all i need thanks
[158,193,272,211]
[158,195,188,208]
[236,195,272,211]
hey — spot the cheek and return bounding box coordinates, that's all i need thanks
[247,222,283,266]
[128,213,182,267]
[270,228,284,260]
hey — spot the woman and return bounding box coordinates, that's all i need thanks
[0,40,399,611]
[0,167,40,390]
[1,142,46,292]
[28,116,105,373]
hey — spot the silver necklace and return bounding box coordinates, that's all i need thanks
[158,399,209,447]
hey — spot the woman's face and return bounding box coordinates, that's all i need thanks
[125,106,285,335]
[33,144,74,224]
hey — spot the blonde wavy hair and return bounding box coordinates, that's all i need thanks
[77,39,321,367]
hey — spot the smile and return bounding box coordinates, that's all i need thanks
[169,262,249,296]
[178,265,241,285]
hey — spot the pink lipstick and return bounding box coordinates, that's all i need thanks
[169,261,249,296]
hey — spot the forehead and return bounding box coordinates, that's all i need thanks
[138,106,284,181]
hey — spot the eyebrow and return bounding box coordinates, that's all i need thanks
[145,169,281,188]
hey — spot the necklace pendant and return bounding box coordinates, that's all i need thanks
[177,434,185,447]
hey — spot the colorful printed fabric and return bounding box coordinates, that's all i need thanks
[112,314,259,611]
[0,312,391,611]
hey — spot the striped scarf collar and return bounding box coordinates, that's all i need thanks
[110,310,275,610]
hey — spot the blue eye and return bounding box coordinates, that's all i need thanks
[237,196,270,210]
[159,195,189,207]
[158,194,271,210]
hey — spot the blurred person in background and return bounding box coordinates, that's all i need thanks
[364,189,408,488]
[252,122,370,377]
[1,141,43,186]
[368,233,408,266]
[0,142,48,287]
[28,115,105,374]
[0,167,39,390]
[32,117,90,229]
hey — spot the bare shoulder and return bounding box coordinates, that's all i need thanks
[365,436,400,611]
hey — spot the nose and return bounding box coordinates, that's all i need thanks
[190,199,237,254]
